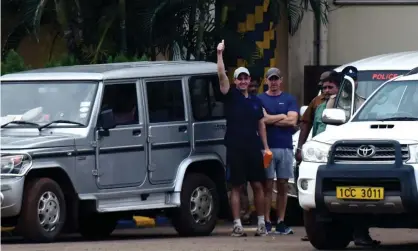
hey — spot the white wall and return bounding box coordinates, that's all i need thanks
[287,4,418,105]
[327,5,418,65]
[287,11,316,104]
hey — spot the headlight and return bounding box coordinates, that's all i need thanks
[302,141,331,163]
[1,154,32,175]
[407,144,418,163]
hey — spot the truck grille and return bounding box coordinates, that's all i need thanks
[332,143,410,162]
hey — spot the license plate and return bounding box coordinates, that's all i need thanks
[336,186,384,200]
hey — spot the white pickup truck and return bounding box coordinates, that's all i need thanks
[289,51,418,198]
[298,69,418,250]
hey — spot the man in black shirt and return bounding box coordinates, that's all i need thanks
[217,40,270,237]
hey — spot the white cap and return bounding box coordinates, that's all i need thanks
[233,67,250,79]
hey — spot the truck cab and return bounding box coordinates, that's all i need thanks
[289,51,418,197]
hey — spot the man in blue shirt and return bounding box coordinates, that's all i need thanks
[258,67,299,235]
[217,40,270,237]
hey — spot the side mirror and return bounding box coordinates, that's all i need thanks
[322,108,346,125]
[300,106,308,117]
[98,109,116,131]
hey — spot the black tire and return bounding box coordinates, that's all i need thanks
[172,173,219,236]
[304,210,352,250]
[78,213,118,240]
[16,178,67,243]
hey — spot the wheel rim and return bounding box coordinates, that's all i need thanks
[190,186,213,225]
[37,191,60,232]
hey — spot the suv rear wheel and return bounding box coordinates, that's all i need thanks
[304,210,352,250]
[172,173,219,236]
[17,178,66,242]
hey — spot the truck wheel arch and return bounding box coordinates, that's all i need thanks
[25,167,79,232]
[174,155,230,219]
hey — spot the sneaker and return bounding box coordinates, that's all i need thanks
[265,221,273,233]
[255,224,268,236]
[275,221,294,235]
[231,225,247,237]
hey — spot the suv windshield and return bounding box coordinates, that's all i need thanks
[353,80,418,122]
[1,81,98,127]
[356,70,407,99]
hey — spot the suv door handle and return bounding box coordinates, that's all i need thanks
[132,129,142,136]
[178,125,187,133]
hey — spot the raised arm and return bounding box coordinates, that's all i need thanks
[217,40,230,95]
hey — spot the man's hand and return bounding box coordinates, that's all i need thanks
[263,108,286,124]
[217,40,225,54]
[295,149,302,162]
[263,147,272,155]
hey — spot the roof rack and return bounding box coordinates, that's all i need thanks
[405,66,418,76]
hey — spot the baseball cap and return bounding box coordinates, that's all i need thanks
[342,66,358,80]
[265,67,281,79]
[233,67,250,78]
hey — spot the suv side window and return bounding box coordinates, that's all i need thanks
[146,80,185,123]
[189,75,225,121]
[99,83,139,126]
[335,79,354,121]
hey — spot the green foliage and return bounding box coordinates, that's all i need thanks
[2,0,329,74]
[1,50,150,76]
[44,54,80,68]
[1,49,30,75]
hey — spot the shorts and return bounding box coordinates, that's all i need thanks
[265,148,294,180]
[227,147,265,186]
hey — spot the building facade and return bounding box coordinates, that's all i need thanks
[286,1,418,105]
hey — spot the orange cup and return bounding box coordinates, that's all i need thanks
[263,150,273,169]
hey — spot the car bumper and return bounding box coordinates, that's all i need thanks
[298,161,418,214]
[1,177,25,218]
[297,161,319,210]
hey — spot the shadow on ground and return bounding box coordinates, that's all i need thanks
[1,228,225,245]
[346,243,418,251]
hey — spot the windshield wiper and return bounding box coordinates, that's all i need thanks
[1,120,40,128]
[38,120,85,131]
[379,117,418,121]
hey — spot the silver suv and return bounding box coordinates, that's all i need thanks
[0,61,230,242]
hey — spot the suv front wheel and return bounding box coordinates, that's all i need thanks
[17,178,67,242]
[304,210,352,250]
[172,173,219,236]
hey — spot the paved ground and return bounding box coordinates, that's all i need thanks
[2,226,418,251]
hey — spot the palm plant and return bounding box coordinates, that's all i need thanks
[2,0,329,66]
[134,0,329,64]
[1,0,85,61]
